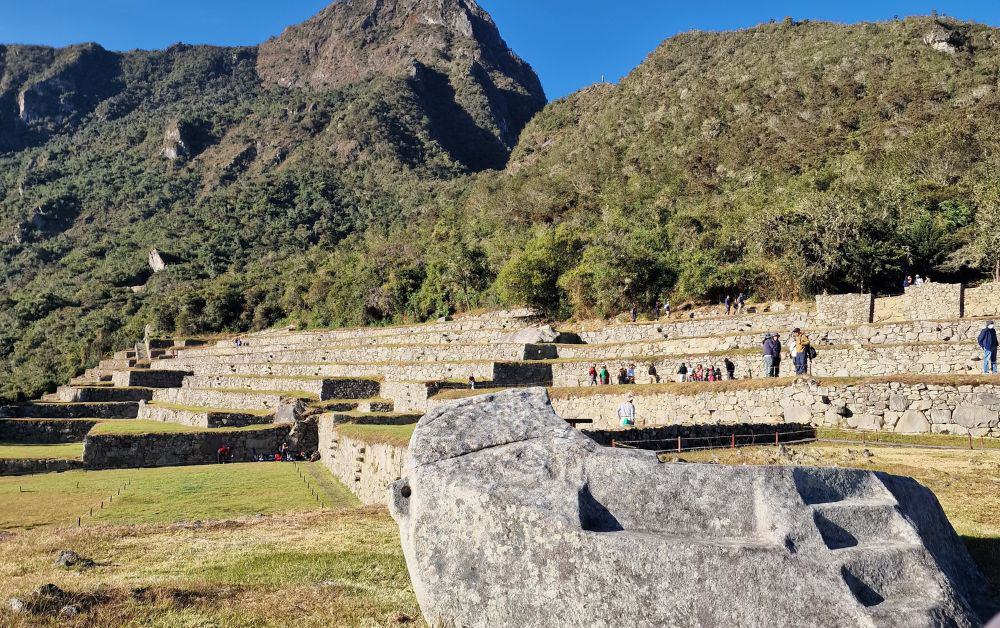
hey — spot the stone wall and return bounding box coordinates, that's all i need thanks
[1,402,139,419]
[903,283,963,321]
[113,369,190,388]
[576,312,813,344]
[547,341,984,387]
[872,295,907,324]
[0,458,85,476]
[317,416,406,506]
[583,423,816,449]
[162,342,552,370]
[964,283,1000,318]
[0,419,97,444]
[816,293,873,326]
[83,425,291,469]
[381,381,435,413]
[549,379,1000,437]
[54,386,154,403]
[180,375,380,399]
[167,360,494,383]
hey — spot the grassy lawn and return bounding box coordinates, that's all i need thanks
[146,401,273,417]
[680,442,1000,595]
[89,420,273,436]
[0,462,357,530]
[0,509,417,627]
[818,427,1000,450]
[337,423,415,448]
[0,443,84,460]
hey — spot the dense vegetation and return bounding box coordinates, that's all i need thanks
[3,15,1000,402]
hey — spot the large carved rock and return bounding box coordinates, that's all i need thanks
[500,324,560,345]
[391,388,995,627]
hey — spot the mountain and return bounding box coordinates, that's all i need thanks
[4,10,1000,404]
[0,0,545,402]
[468,16,1000,316]
[258,0,545,170]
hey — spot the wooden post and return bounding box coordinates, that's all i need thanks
[774,431,779,446]
[610,439,616,448]
[731,433,736,449]
[677,436,682,453]
[969,433,974,450]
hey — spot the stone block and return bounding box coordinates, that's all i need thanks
[895,410,930,434]
[952,404,999,428]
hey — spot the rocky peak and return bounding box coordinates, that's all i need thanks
[257,0,546,170]
[923,21,967,54]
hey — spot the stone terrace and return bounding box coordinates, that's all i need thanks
[5,287,1000,475]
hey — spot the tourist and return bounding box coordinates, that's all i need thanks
[599,365,610,385]
[706,366,716,382]
[724,358,736,380]
[617,396,636,427]
[737,293,746,314]
[468,376,477,390]
[653,300,661,320]
[663,300,671,318]
[792,328,813,376]
[626,363,636,384]
[694,364,704,381]
[648,363,660,384]
[978,321,999,375]
[630,304,638,323]
[903,276,913,289]
[676,363,688,383]
[216,445,230,464]
[279,442,290,461]
[915,275,924,286]
[724,295,732,316]
[588,365,598,386]
[763,332,782,377]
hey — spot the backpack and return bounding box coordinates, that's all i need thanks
[806,345,818,360]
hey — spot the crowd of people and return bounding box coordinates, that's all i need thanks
[216,442,315,463]
[588,363,659,385]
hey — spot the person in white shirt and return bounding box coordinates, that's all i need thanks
[617,396,636,427]
[914,275,924,286]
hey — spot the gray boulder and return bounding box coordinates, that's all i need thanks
[501,325,560,345]
[391,388,995,627]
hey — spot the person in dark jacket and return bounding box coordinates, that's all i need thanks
[724,358,736,380]
[979,321,999,374]
[762,333,782,377]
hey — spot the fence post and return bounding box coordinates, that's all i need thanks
[611,439,616,448]
[969,433,974,450]
[775,431,779,446]
[731,432,735,449]
[676,436,682,453]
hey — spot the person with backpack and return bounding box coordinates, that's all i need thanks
[588,365,598,386]
[792,328,814,376]
[978,321,999,375]
[676,363,688,383]
[599,365,610,386]
[648,363,660,384]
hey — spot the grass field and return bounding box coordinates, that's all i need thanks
[0,462,357,530]
[336,423,415,448]
[89,420,272,436]
[0,508,417,627]
[0,443,84,460]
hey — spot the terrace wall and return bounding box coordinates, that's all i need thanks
[549,379,1000,437]
[317,416,405,506]
[83,425,291,469]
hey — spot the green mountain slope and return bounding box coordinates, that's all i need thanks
[0,0,545,402]
[470,17,1000,316]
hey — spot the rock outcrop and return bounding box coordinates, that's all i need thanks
[257,0,546,170]
[391,388,995,627]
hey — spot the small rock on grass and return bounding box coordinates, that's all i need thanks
[54,549,95,570]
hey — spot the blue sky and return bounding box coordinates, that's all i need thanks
[1,1,999,99]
